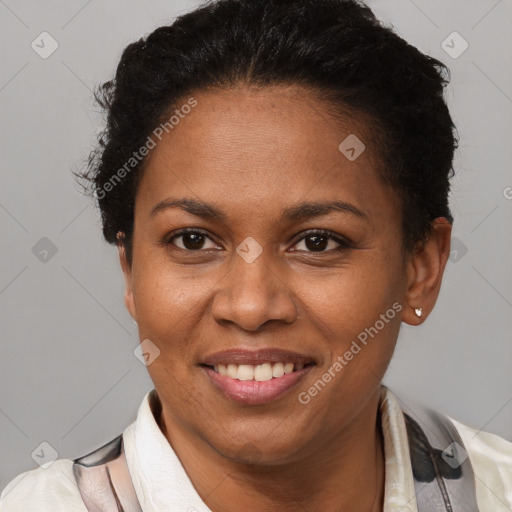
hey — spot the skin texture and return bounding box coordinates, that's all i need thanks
[118,84,452,512]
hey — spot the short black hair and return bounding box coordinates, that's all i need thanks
[77,0,457,264]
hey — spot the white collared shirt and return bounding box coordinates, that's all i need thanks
[1,386,511,511]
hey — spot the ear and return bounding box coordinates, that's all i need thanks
[118,240,137,323]
[402,217,452,326]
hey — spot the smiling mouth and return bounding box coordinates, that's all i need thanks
[200,362,316,382]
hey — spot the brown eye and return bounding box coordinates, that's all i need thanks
[292,231,350,253]
[168,230,218,251]
[304,234,329,251]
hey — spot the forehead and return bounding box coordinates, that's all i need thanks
[136,85,396,223]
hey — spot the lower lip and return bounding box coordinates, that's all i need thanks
[202,365,314,405]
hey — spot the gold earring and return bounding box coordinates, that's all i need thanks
[414,307,423,318]
[116,231,125,241]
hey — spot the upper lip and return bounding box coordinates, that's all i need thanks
[200,348,316,367]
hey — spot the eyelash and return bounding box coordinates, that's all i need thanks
[165,228,352,254]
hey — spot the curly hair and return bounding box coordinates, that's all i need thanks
[77,0,457,265]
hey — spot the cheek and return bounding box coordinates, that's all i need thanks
[130,259,202,352]
[131,268,202,401]
[297,255,403,339]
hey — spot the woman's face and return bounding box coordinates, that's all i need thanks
[121,85,421,463]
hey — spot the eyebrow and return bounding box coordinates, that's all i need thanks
[150,197,367,222]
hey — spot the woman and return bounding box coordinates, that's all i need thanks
[1,0,511,510]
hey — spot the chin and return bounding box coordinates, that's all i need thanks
[205,424,312,466]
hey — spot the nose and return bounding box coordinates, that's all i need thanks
[211,247,298,331]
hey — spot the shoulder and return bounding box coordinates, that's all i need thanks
[0,458,86,512]
[450,416,512,511]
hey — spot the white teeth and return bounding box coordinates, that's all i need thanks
[284,363,294,374]
[254,363,273,381]
[227,364,238,379]
[211,361,308,381]
[237,365,254,380]
[272,362,285,378]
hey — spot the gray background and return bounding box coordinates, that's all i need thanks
[1,0,511,492]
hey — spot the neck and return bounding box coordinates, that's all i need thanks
[156,387,385,512]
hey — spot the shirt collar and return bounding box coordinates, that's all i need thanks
[123,385,418,512]
[379,385,419,512]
